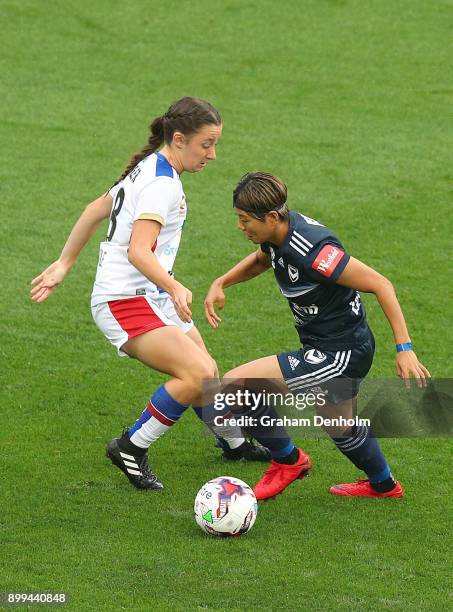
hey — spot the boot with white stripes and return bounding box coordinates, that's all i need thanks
[106,437,164,491]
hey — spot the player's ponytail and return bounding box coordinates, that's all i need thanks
[114,97,221,185]
[233,172,290,221]
[148,115,165,150]
[114,116,165,184]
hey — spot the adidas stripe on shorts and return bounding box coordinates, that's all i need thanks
[277,333,375,404]
[91,295,194,357]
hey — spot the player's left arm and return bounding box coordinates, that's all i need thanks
[336,256,431,385]
[31,193,113,303]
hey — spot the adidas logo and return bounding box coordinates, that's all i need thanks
[120,451,142,476]
[288,355,300,371]
[278,257,285,268]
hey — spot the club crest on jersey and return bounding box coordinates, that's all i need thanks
[304,349,327,364]
[312,244,345,278]
[288,355,300,371]
[288,264,299,282]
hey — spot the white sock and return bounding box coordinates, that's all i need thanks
[207,421,245,450]
[130,416,170,448]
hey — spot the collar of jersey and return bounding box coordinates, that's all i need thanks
[156,151,180,176]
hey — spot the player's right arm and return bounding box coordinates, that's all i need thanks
[31,193,113,303]
[128,219,192,323]
[204,248,271,328]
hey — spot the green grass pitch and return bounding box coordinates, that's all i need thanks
[2,0,453,609]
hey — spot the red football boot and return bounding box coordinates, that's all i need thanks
[329,479,403,498]
[253,448,312,501]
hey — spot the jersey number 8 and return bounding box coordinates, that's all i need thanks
[106,188,125,242]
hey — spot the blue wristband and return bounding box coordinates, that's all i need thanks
[396,343,413,352]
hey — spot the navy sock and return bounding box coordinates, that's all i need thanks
[331,425,395,487]
[192,405,245,450]
[239,405,296,462]
[273,445,299,465]
[192,405,227,448]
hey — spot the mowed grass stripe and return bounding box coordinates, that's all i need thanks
[1,0,452,609]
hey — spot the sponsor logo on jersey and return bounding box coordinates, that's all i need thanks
[163,246,179,257]
[304,349,327,364]
[288,264,299,282]
[293,303,318,316]
[278,257,285,268]
[312,244,345,277]
[288,355,300,371]
[349,291,361,315]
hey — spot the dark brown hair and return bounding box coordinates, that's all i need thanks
[115,96,221,184]
[233,172,289,220]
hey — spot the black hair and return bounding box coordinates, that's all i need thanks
[233,172,289,220]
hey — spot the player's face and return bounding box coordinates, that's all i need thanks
[177,123,222,173]
[235,209,277,244]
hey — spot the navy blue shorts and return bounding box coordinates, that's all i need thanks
[277,334,375,405]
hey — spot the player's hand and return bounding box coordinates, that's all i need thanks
[396,351,431,389]
[170,281,192,323]
[30,260,69,303]
[204,280,225,329]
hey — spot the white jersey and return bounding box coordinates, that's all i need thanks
[91,152,187,307]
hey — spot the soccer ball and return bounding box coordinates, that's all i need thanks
[194,476,258,537]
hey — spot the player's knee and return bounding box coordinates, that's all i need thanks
[181,358,216,398]
[224,366,244,380]
[210,358,219,379]
[198,357,216,381]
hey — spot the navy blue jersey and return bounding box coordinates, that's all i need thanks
[261,211,371,350]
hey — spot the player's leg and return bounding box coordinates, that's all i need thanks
[156,291,270,461]
[317,397,403,497]
[182,326,219,377]
[221,356,312,500]
[286,336,402,498]
[153,295,248,454]
[94,298,215,490]
[122,325,216,402]
[107,326,216,490]
[185,326,270,461]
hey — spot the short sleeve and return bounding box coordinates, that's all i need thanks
[302,240,351,284]
[134,178,179,227]
[108,183,121,199]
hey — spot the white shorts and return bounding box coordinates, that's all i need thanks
[91,295,194,357]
